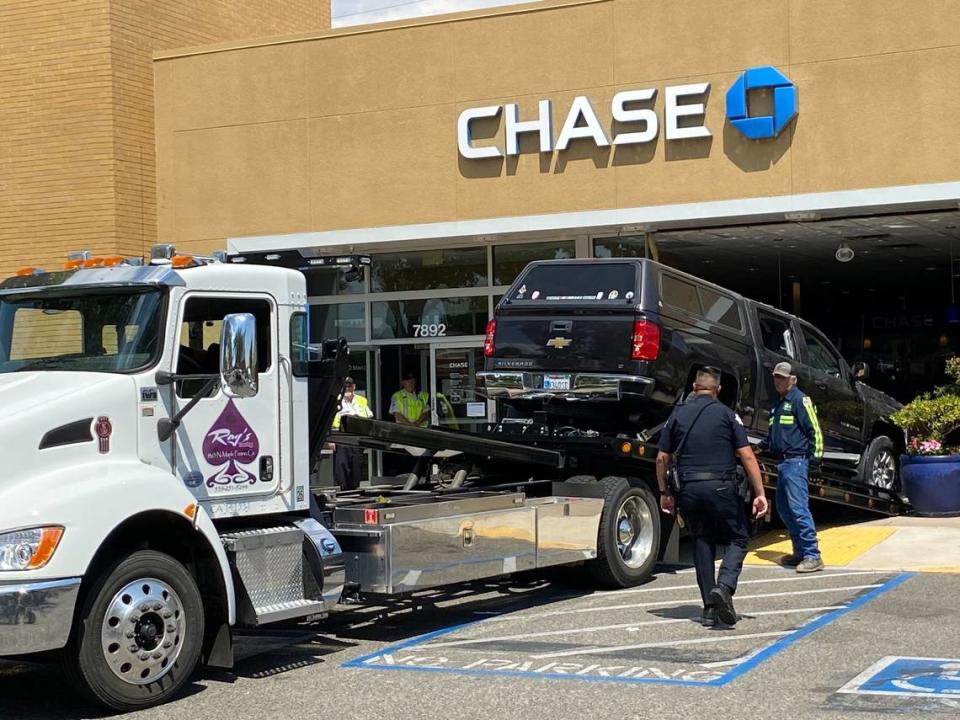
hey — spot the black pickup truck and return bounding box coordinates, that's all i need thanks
[479,258,903,492]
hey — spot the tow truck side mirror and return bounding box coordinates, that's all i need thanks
[851,361,869,380]
[220,313,258,398]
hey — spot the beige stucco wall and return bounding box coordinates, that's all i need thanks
[154,0,960,254]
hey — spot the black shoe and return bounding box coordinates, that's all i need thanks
[708,584,738,626]
[780,552,803,567]
[700,607,717,627]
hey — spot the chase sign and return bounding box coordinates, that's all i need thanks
[457,65,798,159]
[725,66,798,140]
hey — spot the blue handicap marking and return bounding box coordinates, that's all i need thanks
[839,656,960,697]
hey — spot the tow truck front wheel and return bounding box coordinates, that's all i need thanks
[63,550,204,711]
[589,477,660,588]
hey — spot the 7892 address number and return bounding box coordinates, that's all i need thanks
[413,323,447,337]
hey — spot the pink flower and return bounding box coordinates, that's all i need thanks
[920,439,942,452]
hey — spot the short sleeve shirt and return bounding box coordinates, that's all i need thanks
[658,394,749,473]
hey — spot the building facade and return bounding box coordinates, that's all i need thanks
[0,0,330,280]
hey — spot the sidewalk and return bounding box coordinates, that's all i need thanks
[744,514,960,573]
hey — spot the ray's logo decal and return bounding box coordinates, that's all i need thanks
[203,399,260,486]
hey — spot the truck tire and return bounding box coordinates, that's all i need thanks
[588,476,660,588]
[62,550,204,712]
[858,435,899,492]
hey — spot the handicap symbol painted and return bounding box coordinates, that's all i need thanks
[838,656,960,697]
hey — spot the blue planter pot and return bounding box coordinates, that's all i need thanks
[901,454,960,517]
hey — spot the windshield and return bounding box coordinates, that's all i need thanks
[0,288,164,374]
[510,263,638,303]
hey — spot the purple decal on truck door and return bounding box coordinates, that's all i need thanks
[203,399,260,486]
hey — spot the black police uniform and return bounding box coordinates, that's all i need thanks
[658,393,752,609]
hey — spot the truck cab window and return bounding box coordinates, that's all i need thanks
[757,312,796,359]
[176,296,272,397]
[802,327,841,376]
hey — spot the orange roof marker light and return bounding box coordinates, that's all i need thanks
[64,259,83,270]
[171,255,198,269]
[81,257,104,269]
[102,256,126,268]
[15,267,45,276]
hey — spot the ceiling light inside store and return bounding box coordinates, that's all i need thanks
[835,242,855,263]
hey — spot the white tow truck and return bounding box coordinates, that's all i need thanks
[0,246,668,711]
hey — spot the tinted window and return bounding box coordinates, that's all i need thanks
[176,296,272,397]
[593,236,646,258]
[758,312,796,358]
[661,275,701,314]
[512,263,637,303]
[699,287,743,331]
[803,327,841,375]
[372,247,488,293]
[493,241,575,286]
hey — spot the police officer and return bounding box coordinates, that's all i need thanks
[759,362,825,573]
[657,366,768,627]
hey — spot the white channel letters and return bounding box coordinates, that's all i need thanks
[457,83,710,159]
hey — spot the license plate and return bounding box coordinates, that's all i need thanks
[543,374,571,391]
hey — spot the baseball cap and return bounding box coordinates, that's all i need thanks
[772,361,794,377]
[343,376,356,386]
[402,372,417,381]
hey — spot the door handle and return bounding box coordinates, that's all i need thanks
[815,382,827,390]
[550,320,573,333]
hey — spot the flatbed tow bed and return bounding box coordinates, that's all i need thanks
[335,416,907,520]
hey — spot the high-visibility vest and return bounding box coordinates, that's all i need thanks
[333,393,372,430]
[390,389,429,427]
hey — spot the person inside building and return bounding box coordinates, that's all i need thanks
[758,362,825,573]
[390,372,430,427]
[330,376,373,491]
[656,366,768,627]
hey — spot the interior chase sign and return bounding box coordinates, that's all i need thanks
[457,66,797,159]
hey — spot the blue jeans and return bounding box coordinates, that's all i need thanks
[776,458,820,560]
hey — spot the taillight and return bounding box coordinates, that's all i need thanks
[483,319,497,357]
[631,319,660,360]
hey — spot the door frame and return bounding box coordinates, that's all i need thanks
[429,339,490,427]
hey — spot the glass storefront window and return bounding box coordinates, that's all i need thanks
[371,247,488,293]
[371,296,488,340]
[305,268,365,296]
[593,235,647,258]
[310,302,365,343]
[492,240,575,286]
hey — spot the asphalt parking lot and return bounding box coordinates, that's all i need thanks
[3,563,960,720]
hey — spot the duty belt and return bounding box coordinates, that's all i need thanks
[680,471,738,483]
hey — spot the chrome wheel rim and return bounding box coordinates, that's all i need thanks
[616,495,655,569]
[870,450,897,490]
[101,578,184,685]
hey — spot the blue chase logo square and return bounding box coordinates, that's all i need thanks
[726,66,798,140]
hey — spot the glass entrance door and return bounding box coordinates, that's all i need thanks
[430,342,490,433]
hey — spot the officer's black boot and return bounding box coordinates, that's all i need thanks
[708,584,737,626]
[700,607,718,627]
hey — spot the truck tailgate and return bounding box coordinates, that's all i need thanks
[492,308,636,373]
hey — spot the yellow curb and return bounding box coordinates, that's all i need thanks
[745,524,896,567]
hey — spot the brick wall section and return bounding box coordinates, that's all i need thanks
[0,1,329,279]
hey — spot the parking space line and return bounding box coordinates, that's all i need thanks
[480,583,884,622]
[608,570,884,596]
[422,606,846,649]
[713,572,915,686]
[529,630,793,659]
[342,573,914,688]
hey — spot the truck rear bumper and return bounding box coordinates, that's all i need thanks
[0,577,80,656]
[478,371,653,400]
